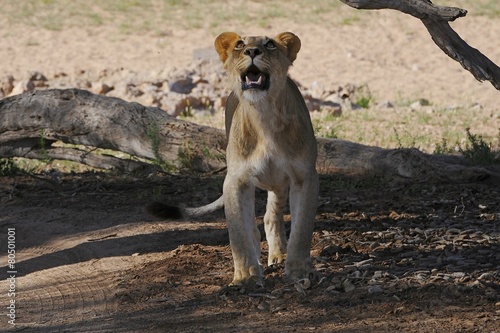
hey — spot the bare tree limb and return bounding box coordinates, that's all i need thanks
[339,0,500,90]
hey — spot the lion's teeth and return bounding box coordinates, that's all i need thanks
[245,75,264,86]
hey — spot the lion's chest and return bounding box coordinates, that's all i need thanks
[228,140,307,191]
[226,99,311,189]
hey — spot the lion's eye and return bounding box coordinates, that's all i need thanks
[264,40,276,50]
[234,41,245,51]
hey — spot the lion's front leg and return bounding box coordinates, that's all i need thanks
[286,171,319,281]
[264,187,288,266]
[223,176,263,286]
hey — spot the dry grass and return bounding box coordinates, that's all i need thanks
[0,0,344,33]
[1,0,499,158]
[311,106,499,153]
[190,102,499,155]
[4,1,498,34]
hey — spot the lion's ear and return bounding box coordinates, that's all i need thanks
[274,32,301,63]
[214,32,241,63]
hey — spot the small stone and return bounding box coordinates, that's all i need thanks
[323,104,342,117]
[213,96,227,110]
[368,285,384,294]
[377,100,394,108]
[343,279,356,292]
[9,80,35,96]
[169,77,195,94]
[410,99,430,111]
[1,75,14,96]
[91,82,113,95]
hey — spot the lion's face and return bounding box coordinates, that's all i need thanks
[215,32,301,102]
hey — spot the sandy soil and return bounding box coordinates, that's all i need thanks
[2,10,500,110]
[1,5,499,333]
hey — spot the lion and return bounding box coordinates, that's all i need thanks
[147,31,319,287]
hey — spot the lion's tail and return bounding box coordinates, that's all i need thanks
[146,195,224,220]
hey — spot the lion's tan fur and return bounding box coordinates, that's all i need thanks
[214,32,319,285]
[147,31,318,286]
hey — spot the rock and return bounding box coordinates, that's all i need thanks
[136,92,159,107]
[410,98,430,111]
[342,279,356,292]
[0,61,391,130]
[304,95,322,112]
[323,104,342,117]
[1,75,15,96]
[91,82,114,95]
[159,95,180,116]
[309,81,326,99]
[470,103,483,111]
[53,72,68,78]
[27,71,48,87]
[214,96,227,110]
[174,96,208,116]
[368,285,384,293]
[377,100,394,108]
[169,77,195,94]
[207,72,222,85]
[139,83,160,95]
[9,80,35,96]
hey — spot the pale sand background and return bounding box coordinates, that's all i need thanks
[2,9,499,108]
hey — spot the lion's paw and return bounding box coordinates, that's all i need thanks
[285,260,320,282]
[268,253,286,266]
[228,275,265,293]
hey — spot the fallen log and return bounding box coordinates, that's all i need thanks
[1,89,498,183]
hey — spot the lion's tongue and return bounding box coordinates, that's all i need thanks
[245,73,265,86]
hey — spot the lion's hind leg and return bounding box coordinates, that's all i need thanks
[285,171,319,281]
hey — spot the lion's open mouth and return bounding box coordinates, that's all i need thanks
[241,65,269,91]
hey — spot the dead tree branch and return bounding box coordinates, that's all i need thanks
[339,0,500,89]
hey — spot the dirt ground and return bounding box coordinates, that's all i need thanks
[1,2,500,332]
[0,171,498,332]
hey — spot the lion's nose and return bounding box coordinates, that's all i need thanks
[244,47,262,59]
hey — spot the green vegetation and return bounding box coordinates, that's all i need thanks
[433,137,455,155]
[146,122,162,165]
[393,128,419,150]
[177,141,201,173]
[459,128,500,165]
[146,121,176,172]
[310,96,499,160]
[352,85,373,109]
[313,118,340,139]
[38,130,52,164]
[0,159,20,177]
[434,128,500,166]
